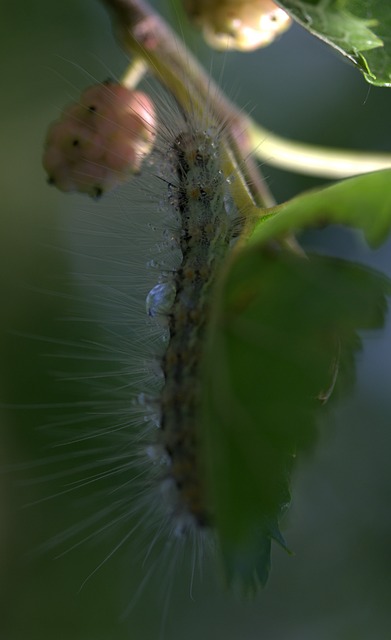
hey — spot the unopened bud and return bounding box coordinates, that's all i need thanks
[43,81,156,197]
[184,0,291,51]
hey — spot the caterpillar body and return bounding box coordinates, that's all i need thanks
[146,126,242,531]
[39,0,288,603]
[42,80,246,595]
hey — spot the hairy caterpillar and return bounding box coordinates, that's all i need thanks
[35,68,251,618]
[144,126,245,530]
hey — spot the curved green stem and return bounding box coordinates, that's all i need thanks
[247,122,391,178]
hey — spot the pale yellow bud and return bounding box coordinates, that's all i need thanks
[184,0,291,51]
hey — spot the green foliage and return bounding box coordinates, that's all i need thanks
[203,169,391,589]
[250,169,391,248]
[277,0,391,86]
[250,169,391,246]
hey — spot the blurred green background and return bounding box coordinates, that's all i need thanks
[1,1,391,639]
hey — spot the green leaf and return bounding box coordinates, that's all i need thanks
[277,0,391,86]
[202,249,390,591]
[249,169,391,248]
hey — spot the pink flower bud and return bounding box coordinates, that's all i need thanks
[43,81,157,197]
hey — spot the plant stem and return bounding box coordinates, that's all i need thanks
[247,123,391,178]
[121,56,148,88]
